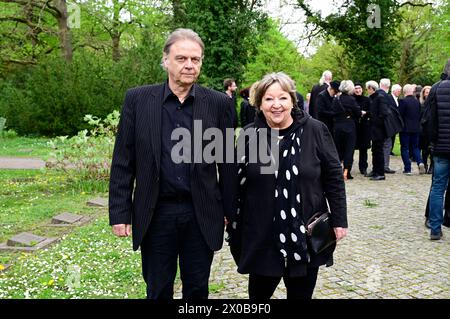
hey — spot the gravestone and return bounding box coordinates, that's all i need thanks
[48,212,90,227]
[86,197,108,207]
[7,232,46,247]
[52,212,83,225]
[0,232,58,252]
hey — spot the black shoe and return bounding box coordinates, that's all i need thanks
[370,175,386,181]
[384,168,396,174]
[430,231,443,240]
[360,169,367,175]
[364,171,374,177]
[347,172,354,180]
[425,218,431,229]
[427,167,433,174]
[390,152,395,156]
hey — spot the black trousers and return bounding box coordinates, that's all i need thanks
[140,200,214,300]
[248,266,319,299]
[334,128,356,170]
[359,148,369,173]
[371,139,385,176]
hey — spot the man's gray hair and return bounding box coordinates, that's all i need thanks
[161,28,204,69]
[391,84,402,92]
[339,80,355,95]
[319,70,332,85]
[379,78,391,89]
[366,80,379,91]
[403,84,415,96]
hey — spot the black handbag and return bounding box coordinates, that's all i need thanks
[306,212,336,254]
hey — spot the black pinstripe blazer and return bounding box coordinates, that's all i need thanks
[109,83,237,251]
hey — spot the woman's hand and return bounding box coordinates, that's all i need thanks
[334,227,348,241]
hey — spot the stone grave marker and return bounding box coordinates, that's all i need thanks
[7,232,46,247]
[86,197,108,207]
[0,232,58,252]
[48,212,90,227]
[52,212,83,224]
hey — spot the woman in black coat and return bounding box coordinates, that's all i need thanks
[332,80,362,180]
[354,82,372,175]
[227,72,347,299]
[239,87,257,127]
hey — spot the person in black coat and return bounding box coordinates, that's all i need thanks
[419,85,432,173]
[331,80,362,180]
[296,91,305,111]
[309,70,332,119]
[227,72,347,299]
[109,29,236,299]
[317,80,340,134]
[224,78,239,128]
[354,82,372,175]
[239,87,256,127]
[365,81,389,180]
[398,84,426,174]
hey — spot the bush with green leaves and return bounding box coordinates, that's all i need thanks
[47,111,119,184]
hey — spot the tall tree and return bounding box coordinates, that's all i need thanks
[243,20,308,93]
[76,0,167,62]
[0,0,73,63]
[295,0,433,82]
[174,0,268,90]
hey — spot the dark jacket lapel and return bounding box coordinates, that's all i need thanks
[191,84,208,171]
[148,85,164,173]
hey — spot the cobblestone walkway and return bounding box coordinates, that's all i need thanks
[176,154,450,299]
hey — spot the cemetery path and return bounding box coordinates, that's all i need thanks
[0,157,46,169]
[175,153,450,299]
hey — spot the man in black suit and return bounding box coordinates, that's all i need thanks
[366,80,389,180]
[224,78,239,128]
[109,28,236,299]
[309,70,332,119]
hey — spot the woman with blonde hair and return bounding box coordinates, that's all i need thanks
[227,72,347,299]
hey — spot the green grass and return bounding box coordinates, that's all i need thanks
[363,199,378,208]
[392,134,400,156]
[0,137,51,159]
[209,282,225,294]
[0,215,146,299]
[0,169,107,244]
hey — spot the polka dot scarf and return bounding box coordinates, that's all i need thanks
[274,126,310,265]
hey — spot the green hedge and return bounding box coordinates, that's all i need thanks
[0,48,165,136]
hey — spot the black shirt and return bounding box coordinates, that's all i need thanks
[159,82,194,197]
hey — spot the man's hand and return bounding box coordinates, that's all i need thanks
[333,227,347,241]
[112,224,132,237]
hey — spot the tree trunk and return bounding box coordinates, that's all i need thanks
[54,0,73,62]
[112,33,121,62]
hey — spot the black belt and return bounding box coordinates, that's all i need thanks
[158,193,192,203]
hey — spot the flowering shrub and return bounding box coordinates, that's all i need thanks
[47,111,120,183]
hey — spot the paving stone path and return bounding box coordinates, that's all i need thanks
[176,154,450,299]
